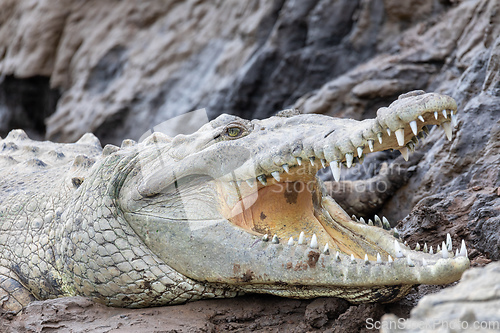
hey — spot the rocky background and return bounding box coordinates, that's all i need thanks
[1,0,499,332]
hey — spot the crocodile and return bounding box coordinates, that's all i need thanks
[0,91,469,314]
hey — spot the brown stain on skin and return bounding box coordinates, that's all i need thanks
[241,270,255,282]
[307,251,320,268]
[283,182,300,204]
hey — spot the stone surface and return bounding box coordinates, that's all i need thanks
[1,0,500,332]
[381,262,500,333]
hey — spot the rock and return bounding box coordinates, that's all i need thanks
[381,262,500,333]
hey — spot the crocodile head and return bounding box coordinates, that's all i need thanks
[118,91,469,303]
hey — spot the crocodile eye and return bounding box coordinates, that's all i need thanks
[227,127,241,137]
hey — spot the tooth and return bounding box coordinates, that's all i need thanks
[422,258,428,266]
[364,254,369,264]
[442,109,447,119]
[271,171,280,182]
[335,251,341,261]
[357,147,363,158]
[382,217,391,230]
[415,243,420,251]
[441,241,449,259]
[423,126,430,135]
[309,157,315,166]
[282,164,290,173]
[288,237,294,246]
[351,215,359,222]
[442,122,453,141]
[429,246,434,254]
[399,147,409,161]
[257,175,267,186]
[246,179,255,187]
[351,254,356,263]
[451,113,458,127]
[296,157,302,166]
[455,248,459,257]
[360,217,366,224]
[410,120,418,136]
[321,159,327,168]
[459,239,468,257]
[434,111,439,119]
[437,244,441,252]
[374,215,382,226]
[418,115,425,122]
[310,234,318,249]
[394,240,403,257]
[298,231,305,245]
[368,140,374,152]
[262,234,269,242]
[446,233,452,251]
[236,180,242,187]
[404,241,408,246]
[393,227,399,239]
[395,129,405,146]
[345,153,353,168]
[377,133,383,144]
[322,243,330,255]
[368,219,374,226]
[388,255,393,263]
[272,235,279,244]
[423,243,428,253]
[376,253,382,263]
[407,255,414,267]
[331,161,341,182]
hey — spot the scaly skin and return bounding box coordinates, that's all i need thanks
[0,91,469,314]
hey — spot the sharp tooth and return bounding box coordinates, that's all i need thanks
[423,126,430,135]
[386,128,391,136]
[441,241,449,259]
[455,248,459,257]
[410,120,418,136]
[374,215,382,226]
[310,234,318,249]
[394,240,403,257]
[434,111,439,119]
[407,255,414,267]
[357,147,363,158]
[331,161,341,182]
[442,122,453,141]
[418,115,425,122]
[282,164,290,173]
[272,235,279,244]
[271,171,280,182]
[377,132,383,144]
[368,219,374,226]
[257,175,267,186]
[399,147,409,161]
[429,246,434,254]
[262,234,269,242]
[335,251,341,261]
[459,239,468,257]
[376,253,382,263]
[368,140,374,152]
[322,243,330,255]
[422,258,427,266]
[364,254,369,264]
[296,157,302,166]
[437,244,441,252]
[246,179,255,187]
[345,153,353,168]
[351,215,359,222]
[442,109,448,119]
[388,255,393,263]
[395,128,405,146]
[309,157,315,166]
[321,159,327,168]
[423,243,428,253]
[446,233,452,251]
[451,113,458,127]
[298,231,305,245]
[351,254,356,263]
[382,216,391,230]
[288,237,294,246]
[415,243,421,251]
[360,217,366,224]
[393,227,400,239]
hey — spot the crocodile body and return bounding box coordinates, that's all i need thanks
[0,91,469,313]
